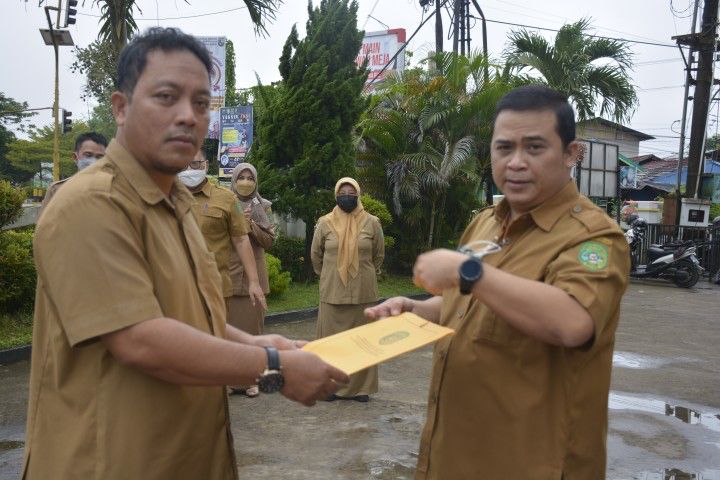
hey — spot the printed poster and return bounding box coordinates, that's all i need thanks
[217,105,253,178]
[196,36,226,139]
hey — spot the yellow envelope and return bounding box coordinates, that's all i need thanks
[302,312,454,375]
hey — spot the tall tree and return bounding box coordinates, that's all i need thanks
[0,93,36,183]
[253,0,368,280]
[505,18,637,122]
[225,40,240,107]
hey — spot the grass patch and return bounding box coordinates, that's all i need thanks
[267,274,424,313]
[0,276,424,350]
[0,310,33,350]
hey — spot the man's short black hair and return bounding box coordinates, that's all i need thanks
[116,27,212,96]
[493,85,576,148]
[74,132,108,152]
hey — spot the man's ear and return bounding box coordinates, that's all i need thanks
[111,91,128,127]
[563,141,581,169]
[72,152,78,164]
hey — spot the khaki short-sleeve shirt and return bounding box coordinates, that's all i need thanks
[191,181,249,297]
[310,213,385,304]
[23,140,237,480]
[415,181,630,480]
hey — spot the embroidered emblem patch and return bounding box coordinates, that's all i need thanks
[577,242,609,271]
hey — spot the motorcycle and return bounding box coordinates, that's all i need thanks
[624,217,702,288]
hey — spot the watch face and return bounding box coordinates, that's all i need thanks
[258,371,284,394]
[461,258,482,279]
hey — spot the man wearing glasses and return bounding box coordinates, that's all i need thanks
[179,149,267,313]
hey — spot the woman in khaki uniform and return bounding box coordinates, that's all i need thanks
[311,177,384,402]
[227,162,275,397]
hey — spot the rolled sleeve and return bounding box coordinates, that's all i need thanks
[544,234,630,340]
[35,192,163,347]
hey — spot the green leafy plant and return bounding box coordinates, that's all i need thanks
[0,180,25,228]
[265,252,291,297]
[268,234,305,282]
[0,229,36,313]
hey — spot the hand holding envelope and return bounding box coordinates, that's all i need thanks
[302,312,454,375]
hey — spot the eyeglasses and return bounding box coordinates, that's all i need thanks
[189,159,207,169]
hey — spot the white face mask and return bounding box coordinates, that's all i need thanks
[76,157,98,171]
[178,169,206,188]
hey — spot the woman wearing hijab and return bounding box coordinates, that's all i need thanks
[311,177,385,402]
[228,163,275,397]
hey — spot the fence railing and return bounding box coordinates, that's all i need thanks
[635,224,720,279]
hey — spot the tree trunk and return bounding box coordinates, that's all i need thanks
[435,0,443,53]
[303,218,316,283]
[427,199,437,250]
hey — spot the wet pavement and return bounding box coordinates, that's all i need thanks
[1,280,719,479]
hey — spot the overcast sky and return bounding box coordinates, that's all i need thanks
[1,0,702,156]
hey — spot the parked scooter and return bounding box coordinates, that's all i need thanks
[624,217,702,288]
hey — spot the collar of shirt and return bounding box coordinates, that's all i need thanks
[193,179,214,199]
[103,139,193,218]
[493,180,580,233]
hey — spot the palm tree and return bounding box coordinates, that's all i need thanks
[505,18,637,123]
[91,0,284,58]
[359,52,510,248]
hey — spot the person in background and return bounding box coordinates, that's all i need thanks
[312,177,385,403]
[40,131,108,213]
[179,149,267,316]
[226,162,276,397]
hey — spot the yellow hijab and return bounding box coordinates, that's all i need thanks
[327,177,368,286]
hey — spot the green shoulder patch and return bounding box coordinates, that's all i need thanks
[577,241,609,271]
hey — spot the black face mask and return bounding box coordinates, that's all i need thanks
[336,195,358,213]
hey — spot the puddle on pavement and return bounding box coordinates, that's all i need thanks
[0,440,24,451]
[613,351,672,369]
[630,468,720,479]
[610,392,720,434]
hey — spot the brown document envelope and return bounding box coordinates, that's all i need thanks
[302,312,454,375]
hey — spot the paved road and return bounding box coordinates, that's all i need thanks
[1,281,719,479]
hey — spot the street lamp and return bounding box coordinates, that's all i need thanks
[39,1,74,182]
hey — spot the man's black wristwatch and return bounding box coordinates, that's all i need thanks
[257,346,284,394]
[459,257,484,295]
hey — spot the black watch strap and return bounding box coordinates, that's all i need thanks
[264,346,280,370]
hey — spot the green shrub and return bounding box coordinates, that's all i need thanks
[265,252,291,297]
[0,229,36,313]
[0,180,25,228]
[269,234,305,281]
[361,194,392,227]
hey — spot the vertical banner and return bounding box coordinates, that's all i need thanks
[196,36,227,139]
[218,105,253,178]
[355,28,406,91]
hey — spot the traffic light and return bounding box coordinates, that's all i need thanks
[62,110,72,134]
[64,0,78,27]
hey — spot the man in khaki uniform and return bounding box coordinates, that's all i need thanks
[367,85,630,479]
[39,131,108,215]
[178,150,266,311]
[23,27,348,480]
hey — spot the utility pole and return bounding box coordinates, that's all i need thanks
[39,0,75,182]
[674,0,719,199]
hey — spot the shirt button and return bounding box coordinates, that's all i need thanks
[457,310,464,318]
[573,205,582,213]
